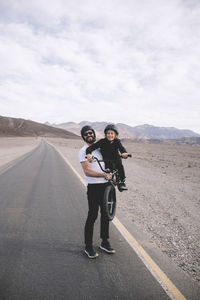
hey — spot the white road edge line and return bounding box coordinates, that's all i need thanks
[47,140,187,300]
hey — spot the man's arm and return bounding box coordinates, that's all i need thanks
[81,161,112,180]
[86,139,104,155]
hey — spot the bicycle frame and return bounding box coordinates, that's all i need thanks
[92,154,131,188]
[91,154,131,221]
[92,156,120,187]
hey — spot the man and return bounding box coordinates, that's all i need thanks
[78,125,115,259]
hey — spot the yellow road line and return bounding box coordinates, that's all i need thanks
[113,218,187,300]
[47,140,187,300]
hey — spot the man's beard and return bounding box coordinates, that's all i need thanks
[85,136,96,144]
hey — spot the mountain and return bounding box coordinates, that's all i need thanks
[0,116,80,139]
[127,124,200,139]
[55,121,200,140]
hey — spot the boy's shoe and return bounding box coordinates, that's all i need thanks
[85,246,99,259]
[118,181,128,192]
[100,240,115,254]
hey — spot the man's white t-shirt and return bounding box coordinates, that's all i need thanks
[78,144,107,185]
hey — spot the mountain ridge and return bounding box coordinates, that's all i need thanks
[1,115,199,142]
[0,115,80,139]
[55,121,200,140]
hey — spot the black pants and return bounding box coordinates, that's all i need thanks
[105,157,126,181]
[84,183,109,246]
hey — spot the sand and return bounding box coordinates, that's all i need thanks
[0,136,199,284]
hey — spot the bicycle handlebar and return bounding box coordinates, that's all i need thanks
[85,154,131,161]
[86,154,132,173]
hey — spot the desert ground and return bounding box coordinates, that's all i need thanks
[0,137,199,284]
[0,137,40,173]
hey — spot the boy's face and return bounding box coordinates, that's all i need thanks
[106,130,117,142]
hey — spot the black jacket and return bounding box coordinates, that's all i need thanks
[86,138,127,161]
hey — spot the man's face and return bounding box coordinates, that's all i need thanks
[83,130,95,144]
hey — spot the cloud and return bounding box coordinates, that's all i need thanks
[0,0,200,132]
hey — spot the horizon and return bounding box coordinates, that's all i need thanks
[1,114,200,135]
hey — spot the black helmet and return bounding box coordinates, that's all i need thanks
[104,124,119,135]
[81,125,96,139]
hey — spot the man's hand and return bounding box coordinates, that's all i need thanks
[121,153,128,159]
[81,161,112,179]
[105,172,112,180]
[87,154,93,162]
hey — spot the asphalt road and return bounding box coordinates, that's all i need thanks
[0,140,172,300]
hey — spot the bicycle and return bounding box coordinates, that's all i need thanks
[92,154,132,221]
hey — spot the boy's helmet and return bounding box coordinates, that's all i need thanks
[81,125,96,139]
[104,124,119,135]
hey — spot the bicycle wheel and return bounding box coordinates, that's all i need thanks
[103,184,116,221]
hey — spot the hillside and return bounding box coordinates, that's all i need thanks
[55,121,200,140]
[0,116,80,139]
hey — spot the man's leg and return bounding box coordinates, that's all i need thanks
[99,184,115,254]
[98,184,109,241]
[84,184,99,246]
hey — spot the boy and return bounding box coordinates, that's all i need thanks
[86,124,128,191]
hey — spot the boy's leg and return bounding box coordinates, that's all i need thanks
[115,159,126,181]
[105,161,113,172]
[116,159,128,191]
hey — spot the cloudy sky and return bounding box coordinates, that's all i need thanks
[0,0,200,133]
